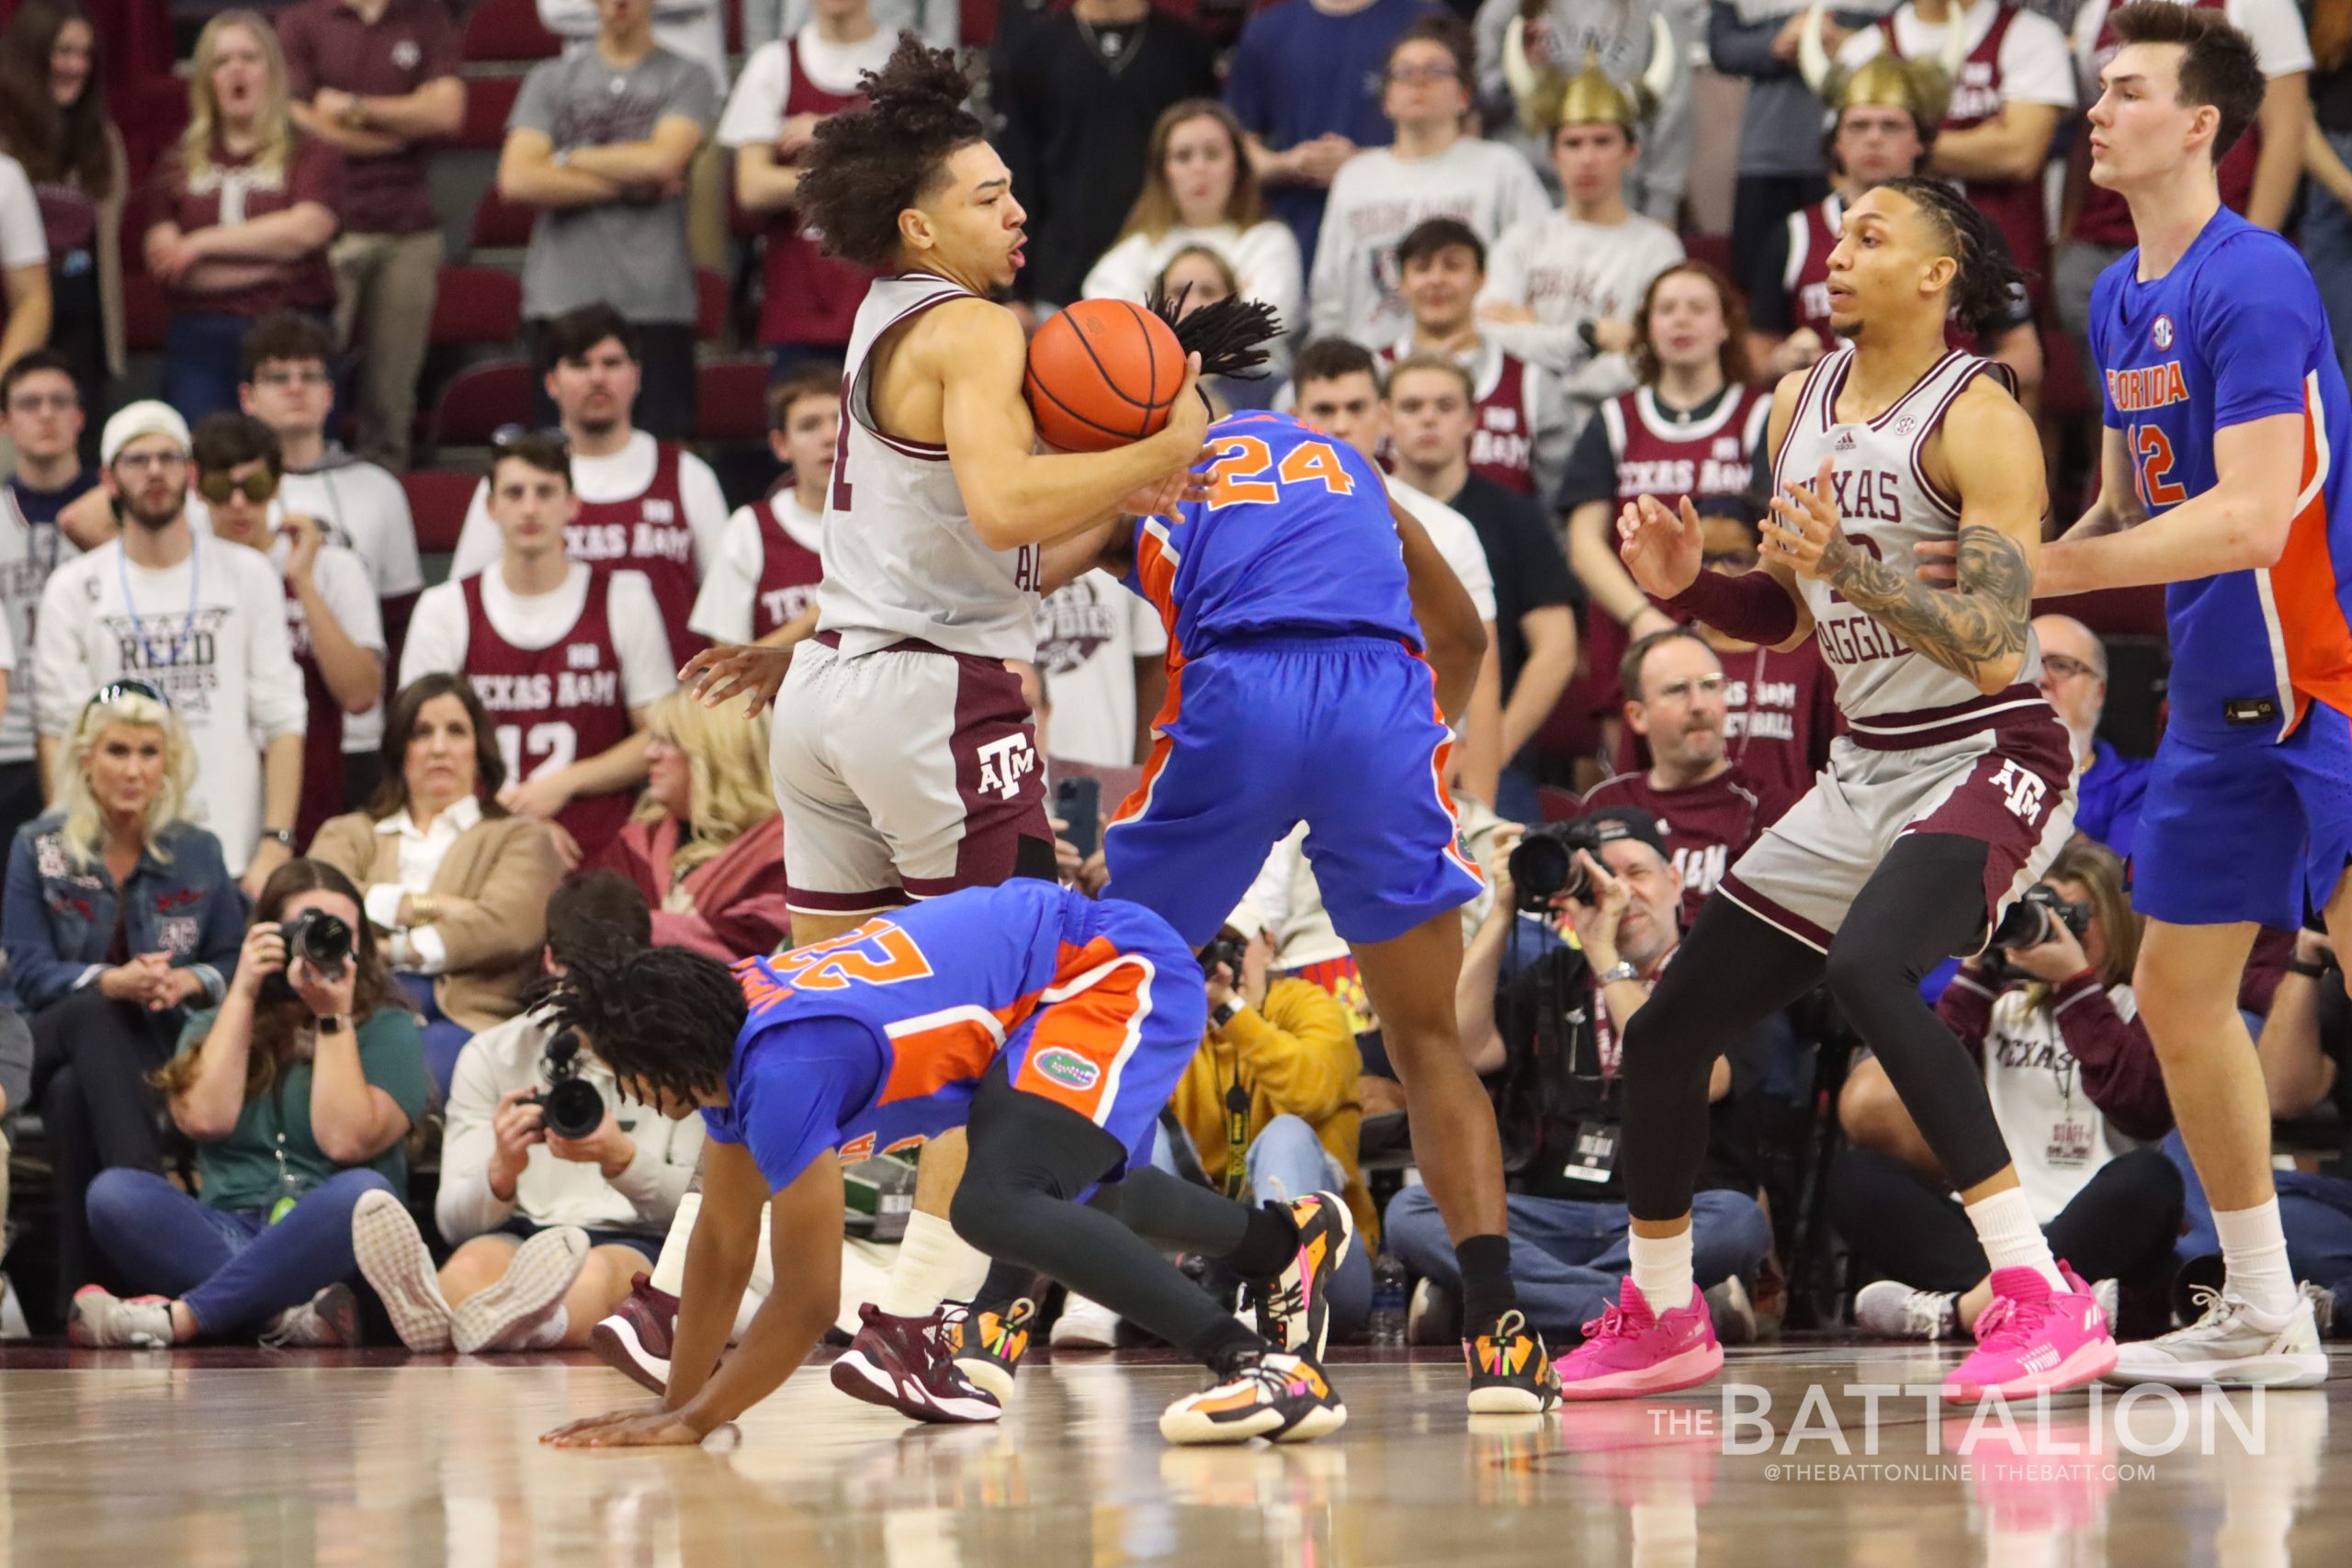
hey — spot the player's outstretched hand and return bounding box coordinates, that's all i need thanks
[543,1405,709,1449]
[1617,492,1704,599]
[1119,460,1208,524]
[683,643,793,716]
[1913,538,1960,589]
[1762,457,1849,582]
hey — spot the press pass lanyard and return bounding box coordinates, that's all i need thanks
[117,530,200,669]
[1221,1063,1250,1199]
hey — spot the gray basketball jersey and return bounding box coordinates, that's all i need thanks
[817,274,1040,660]
[1770,345,2043,727]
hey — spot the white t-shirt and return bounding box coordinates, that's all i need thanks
[1838,3,2077,110]
[1310,137,1552,349]
[1968,976,2149,1224]
[194,456,426,755]
[0,152,48,270]
[34,532,308,873]
[2070,0,2312,84]
[1478,209,1684,429]
[1035,570,1166,770]
[449,431,729,582]
[718,27,898,148]
[1080,220,1306,356]
[1386,477,1498,625]
[399,561,678,714]
[688,491,823,644]
[0,489,77,764]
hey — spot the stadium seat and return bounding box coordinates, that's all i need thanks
[456,73,521,151]
[462,0,561,62]
[469,184,538,252]
[430,360,534,450]
[696,266,731,343]
[695,358,773,442]
[401,469,481,556]
[123,271,166,354]
[429,266,525,347]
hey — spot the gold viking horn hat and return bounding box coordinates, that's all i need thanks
[1797,3,1958,128]
[1502,12,1676,136]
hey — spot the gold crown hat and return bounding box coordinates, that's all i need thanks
[1796,3,1962,127]
[1502,11,1676,137]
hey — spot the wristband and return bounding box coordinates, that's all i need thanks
[1210,999,1240,1031]
[1660,567,1801,647]
[315,1012,349,1035]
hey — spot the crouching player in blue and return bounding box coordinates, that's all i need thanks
[538,881,1354,1449]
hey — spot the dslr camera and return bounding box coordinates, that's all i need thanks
[1507,818,1609,911]
[1984,884,2092,980]
[525,1031,607,1142]
[1200,929,1249,988]
[262,909,354,1004]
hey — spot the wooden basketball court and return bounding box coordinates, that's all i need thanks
[2,1342,2346,1565]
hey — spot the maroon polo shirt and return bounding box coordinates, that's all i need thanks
[277,0,461,235]
[1582,765,1788,930]
[144,135,345,315]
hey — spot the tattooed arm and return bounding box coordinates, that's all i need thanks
[1762,381,2044,694]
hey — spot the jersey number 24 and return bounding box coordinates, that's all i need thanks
[1204,434,1358,508]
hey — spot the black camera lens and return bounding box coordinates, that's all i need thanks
[1507,819,1604,910]
[282,910,354,968]
[539,1077,606,1141]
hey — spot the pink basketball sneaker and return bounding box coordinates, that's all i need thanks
[1941,1264,2117,1403]
[1554,1280,1724,1402]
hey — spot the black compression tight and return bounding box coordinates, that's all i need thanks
[1619,832,2021,1223]
[951,1072,1273,1365]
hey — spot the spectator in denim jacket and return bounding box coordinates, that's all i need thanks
[4,679,243,1315]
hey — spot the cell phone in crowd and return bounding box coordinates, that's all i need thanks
[1054,775,1102,862]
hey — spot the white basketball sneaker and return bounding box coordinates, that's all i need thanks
[2103,1282,2330,1389]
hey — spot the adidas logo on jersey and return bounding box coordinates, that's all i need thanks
[1834,430,1857,452]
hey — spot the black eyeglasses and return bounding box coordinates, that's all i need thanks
[491,423,570,452]
[87,678,170,713]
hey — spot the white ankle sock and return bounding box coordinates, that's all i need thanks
[1964,1188,2065,1292]
[515,1306,569,1351]
[880,1212,985,1316]
[2213,1198,2300,1321]
[1628,1229,1694,1311]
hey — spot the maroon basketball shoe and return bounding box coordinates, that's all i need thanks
[830,1303,1003,1424]
[589,1273,679,1395]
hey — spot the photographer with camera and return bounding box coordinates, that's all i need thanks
[1384,807,1770,1347]
[1833,841,2182,1343]
[67,861,429,1348]
[348,872,699,1355]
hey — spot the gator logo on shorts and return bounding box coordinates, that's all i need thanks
[1032,1047,1101,1091]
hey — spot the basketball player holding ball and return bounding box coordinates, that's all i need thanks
[677,38,1224,1427]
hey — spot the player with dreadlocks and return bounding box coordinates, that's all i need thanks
[536,881,1353,1449]
[1585,173,2121,1404]
[670,37,1283,1427]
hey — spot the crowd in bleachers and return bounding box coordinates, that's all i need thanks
[0,0,2348,1364]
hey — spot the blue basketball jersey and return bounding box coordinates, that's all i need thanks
[2090,208,2352,748]
[1122,412,1420,662]
[698,883,1157,1190]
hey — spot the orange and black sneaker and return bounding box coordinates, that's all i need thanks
[950,1296,1037,1404]
[1252,1190,1355,1360]
[1159,1350,1347,1445]
[1464,1309,1562,1414]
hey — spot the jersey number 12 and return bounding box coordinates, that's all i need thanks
[2130,423,2188,511]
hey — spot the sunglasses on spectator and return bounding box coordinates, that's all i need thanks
[197,468,279,505]
[2040,654,2098,682]
[87,679,171,713]
[491,423,570,451]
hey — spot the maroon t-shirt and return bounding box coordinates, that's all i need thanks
[277,0,462,236]
[1582,765,1787,929]
[144,134,344,315]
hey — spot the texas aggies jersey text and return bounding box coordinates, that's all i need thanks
[1771,345,2047,729]
[460,566,636,852]
[819,274,1042,660]
[751,491,824,639]
[1376,336,1548,496]
[565,442,706,666]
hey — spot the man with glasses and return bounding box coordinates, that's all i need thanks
[189,413,384,847]
[0,351,94,841]
[2034,613,2149,860]
[1308,17,1547,349]
[232,314,424,810]
[31,402,307,895]
[1586,627,1789,928]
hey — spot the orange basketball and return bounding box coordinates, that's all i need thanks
[1022,299,1188,452]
